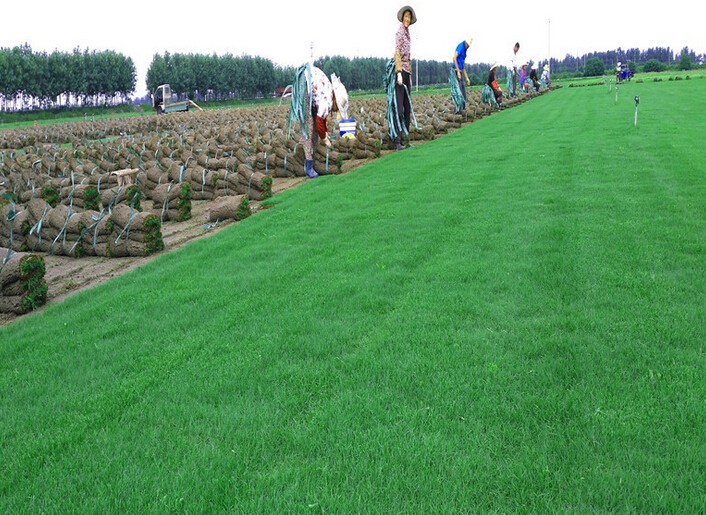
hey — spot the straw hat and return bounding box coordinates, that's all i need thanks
[531,63,538,70]
[397,5,417,24]
[543,64,550,72]
[490,62,499,71]
[465,36,473,46]
[331,73,349,120]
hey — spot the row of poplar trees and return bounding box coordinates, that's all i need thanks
[145,53,484,102]
[0,45,135,110]
[0,45,472,110]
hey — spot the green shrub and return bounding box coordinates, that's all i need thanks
[679,53,692,71]
[583,57,605,77]
[643,59,665,73]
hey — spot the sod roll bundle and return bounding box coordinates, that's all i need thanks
[65,210,110,257]
[99,184,141,211]
[80,212,113,257]
[0,203,30,251]
[14,186,34,205]
[109,203,164,257]
[61,183,101,210]
[205,167,240,198]
[230,168,272,201]
[271,144,300,177]
[187,166,218,201]
[143,165,170,192]
[206,194,251,223]
[14,202,87,257]
[44,203,82,256]
[24,198,53,253]
[0,247,47,314]
[151,182,192,222]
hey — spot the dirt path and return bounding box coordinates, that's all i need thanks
[0,176,307,327]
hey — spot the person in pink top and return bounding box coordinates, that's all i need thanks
[393,5,416,150]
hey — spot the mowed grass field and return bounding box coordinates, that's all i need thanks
[1,77,705,512]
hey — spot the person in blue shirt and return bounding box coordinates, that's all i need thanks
[452,37,472,108]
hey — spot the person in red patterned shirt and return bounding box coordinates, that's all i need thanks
[393,5,416,150]
[301,66,349,178]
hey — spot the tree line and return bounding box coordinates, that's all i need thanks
[146,53,518,102]
[145,53,289,102]
[550,46,701,76]
[0,44,135,111]
[1,44,702,112]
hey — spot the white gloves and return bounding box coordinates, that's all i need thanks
[324,135,332,148]
[397,72,403,86]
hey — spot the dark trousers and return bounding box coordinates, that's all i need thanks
[394,70,412,141]
[457,75,467,100]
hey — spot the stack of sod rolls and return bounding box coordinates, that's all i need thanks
[151,182,193,223]
[231,167,272,201]
[24,198,53,253]
[99,184,142,211]
[17,199,102,257]
[108,203,164,257]
[0,247,47,314]
[206,194,251,223]
[60,183,101,211]
[44,203,83,257]
[0,202,30,252]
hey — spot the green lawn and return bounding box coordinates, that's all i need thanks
[1,77,705,513]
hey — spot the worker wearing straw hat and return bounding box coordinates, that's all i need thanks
[452,37,473,111]
[529,62,540,91]
[392,5,416,150]
[487,62,503,105]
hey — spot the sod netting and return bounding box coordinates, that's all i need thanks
[0,78,705,512]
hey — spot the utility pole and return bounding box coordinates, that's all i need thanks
[548,18,551,68]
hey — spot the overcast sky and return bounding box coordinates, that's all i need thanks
[2,0,702,96]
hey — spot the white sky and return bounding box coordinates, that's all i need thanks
[2,1,702,96]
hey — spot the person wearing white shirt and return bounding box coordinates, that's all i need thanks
[509,42,520,97]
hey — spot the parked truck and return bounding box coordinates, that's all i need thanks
[152,84,202,114]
